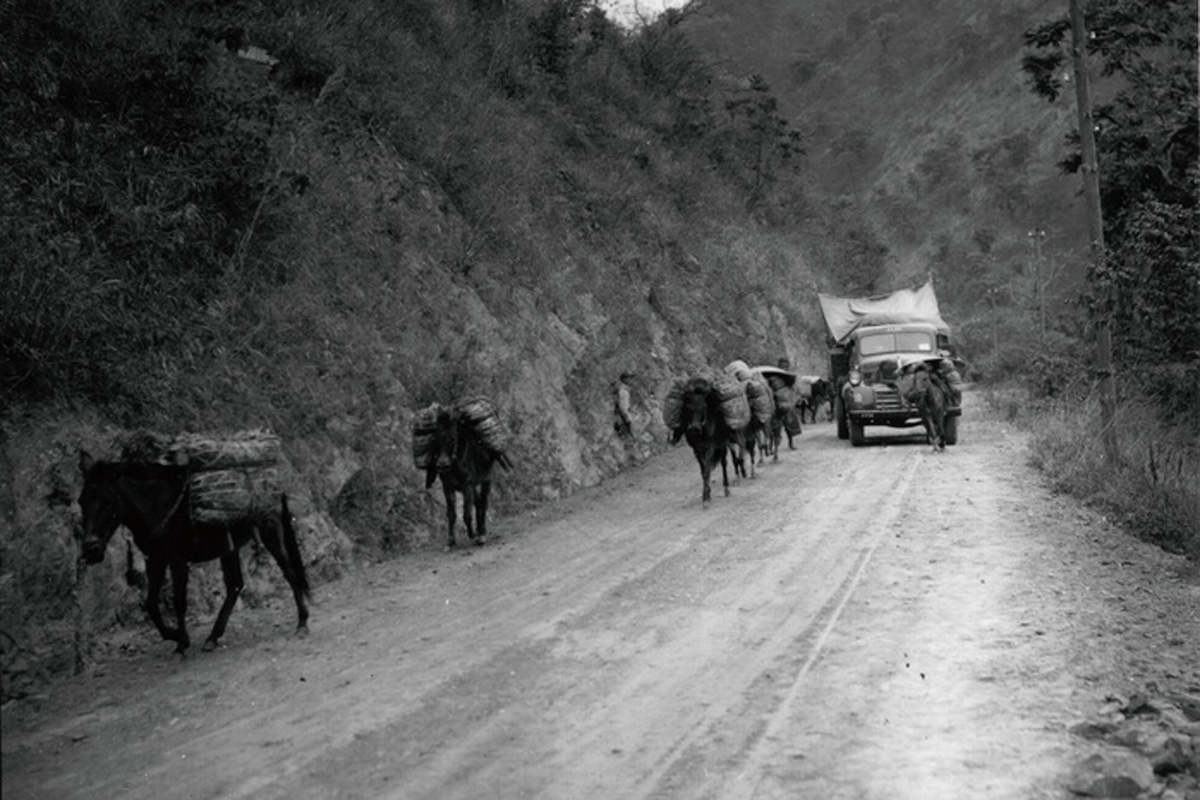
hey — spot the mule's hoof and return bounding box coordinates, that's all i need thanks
[296,626,310,639]
[202,639,218,652]
[472,537,486,547]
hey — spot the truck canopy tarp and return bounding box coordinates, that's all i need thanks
[817,281,950,345]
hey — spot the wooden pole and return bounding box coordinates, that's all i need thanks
[1068,0,1118,465]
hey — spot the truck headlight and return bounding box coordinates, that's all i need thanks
[848,369,862,387]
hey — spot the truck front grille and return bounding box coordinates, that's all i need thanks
[873,386,905,411]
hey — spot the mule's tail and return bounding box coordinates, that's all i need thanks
[496,451,514,472]
[281,495,311,598]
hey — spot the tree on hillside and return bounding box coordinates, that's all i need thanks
[1022,0,1199,415]
[715,74,805,210]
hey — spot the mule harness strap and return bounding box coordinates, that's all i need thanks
[149,479,190,541]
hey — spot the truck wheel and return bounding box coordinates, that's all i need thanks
[849,418,865,447]
[835,396,849,440]
[944,415,959,445]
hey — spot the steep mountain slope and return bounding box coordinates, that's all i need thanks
[684,0,1093,344]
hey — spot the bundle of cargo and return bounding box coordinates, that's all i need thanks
[724,359,753,382]
[454,395,509,455]
[411,403,443,470]
[119,429,283,523]
[711,371,750,430]
[188,466,281,524]
[662,379,689,433]
[121,428,280,469]
[794,375,826,402]
[743,374,775,425]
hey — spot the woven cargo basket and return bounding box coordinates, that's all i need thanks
[662,379,689,432]
[712,372,750,430]
[189,466,281,524]
[411,403,443,470]
[454,395,509,454]
[744,376,775,425]
[724,360,752,382]
[118,429,283,523]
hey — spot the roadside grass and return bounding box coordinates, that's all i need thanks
[999,389,1199,560]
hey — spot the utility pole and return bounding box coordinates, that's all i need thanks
[1068,0,1118,465]
[1027,228,1047,335]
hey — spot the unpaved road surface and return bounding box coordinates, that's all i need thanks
[4,398,1198,799]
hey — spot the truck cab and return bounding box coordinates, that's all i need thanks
[831,321,961,447]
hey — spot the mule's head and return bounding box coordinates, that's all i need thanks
[433,409,462,474]
[681,382,715,436]
[77,451,123,564]
[896,363,933,403]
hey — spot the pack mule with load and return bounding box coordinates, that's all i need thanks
[76,430,310,657]
[664,372,749,506]
[413,396,513,548]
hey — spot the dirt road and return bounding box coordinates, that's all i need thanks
[4,398,1198,799]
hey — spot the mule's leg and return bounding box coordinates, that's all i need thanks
[442,484,458,548]
[168,560,191,656]
[473,480,490,544]
[461,484,477,542]
[921,409,938,452]
[696,451,712,505]
[720,451,731,497]
[260,523,311,638]
[143,556,180,644]
[731,442,746,480]
[204,551,244,652]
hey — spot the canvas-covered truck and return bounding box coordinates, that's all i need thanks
[818,282,963,447]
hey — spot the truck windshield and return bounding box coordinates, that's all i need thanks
[858,332,935,356]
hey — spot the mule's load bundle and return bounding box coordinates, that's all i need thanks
[711,371,750,430]
[119,429,283,523]
[411,403,443,470]
[189,466,281,524]
[121,428,280,469]
[454,395,509,454]
[796,375,824,400]
[744,375,775,425]
[724,359,753,382]
[662,379,689,433]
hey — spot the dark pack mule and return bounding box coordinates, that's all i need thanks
[898,365,948,452]
[424,407,513,548]
[77,452,310,656]
[671,377,742,506]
